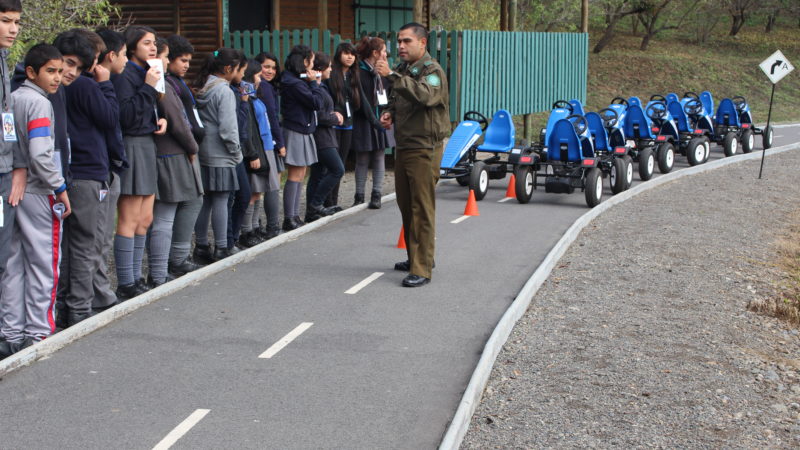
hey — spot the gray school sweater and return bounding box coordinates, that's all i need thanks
[0,48,25,174]
[12,80,65,195]
[196,75,242,167]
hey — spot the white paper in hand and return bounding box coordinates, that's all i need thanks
[147,59,166,94]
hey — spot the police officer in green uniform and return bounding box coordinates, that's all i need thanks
[375,22,449,287]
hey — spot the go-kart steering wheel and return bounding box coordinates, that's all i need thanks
[610,97,629,107]
[683,98,703,116]
[649,94,667,103]
[598,108,619,128]
[463,111,489,131]
[683,91,700,100]
[552,100,574,113]
[645,101,667,120]
[732,96,748,112]
[566,114,588,135]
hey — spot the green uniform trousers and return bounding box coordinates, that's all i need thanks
[394,141,445,279]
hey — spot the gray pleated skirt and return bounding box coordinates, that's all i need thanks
[249,151,280,193]
[120,135,157,195]
[284,129,317,166]
[156,154,204,203]
[200,165,239,193]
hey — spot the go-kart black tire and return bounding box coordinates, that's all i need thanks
[763,125,774,149]
[638,148,655,181]
[585,167,603,208]
[657,142,674,174]
[723,132,738,157]
[456,175,469,186]
[741,129,754,153]
[514,166,533,204]
[623,156,634,190]
[469,161,489,200]
[609,157,627,195]
[686,137,706,166]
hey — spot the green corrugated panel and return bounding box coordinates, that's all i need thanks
[272,30,281,61]
[323,30,330,55]
[283,30,291,63]
[311,29,319,51]
[449,31,458,122]
[243,31,252,57]
[261,31,270,58]
[223,32,230,48]
[231,31,241,51]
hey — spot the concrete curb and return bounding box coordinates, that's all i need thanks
[0,193,397,378]
[438,142,800,449]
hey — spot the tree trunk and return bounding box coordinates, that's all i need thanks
[631,14,639,34]
[581,0,589,33]
[765,14,776,33]
[593,20,620,53]
[640,32,653,50]
[729,15,743,36]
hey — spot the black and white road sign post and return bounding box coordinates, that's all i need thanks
[758,50,794,179]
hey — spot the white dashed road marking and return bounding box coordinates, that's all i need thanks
[259,322,314,359]
[152,409,210,450]
[497,197,513,203]
[345,272,384,294]
[450,215,470,224]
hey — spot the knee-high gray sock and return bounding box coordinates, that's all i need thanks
[194,196,212,246]
[133,234,147,281]
[294,181,303,217]
[372,151,385,194]
[355,152,369,195]
[283,181,299,218]
[251,200,262,230]
[241,203,254,233]
[114,234,135,286]
[211,192,229,248]
[265,190,280,228]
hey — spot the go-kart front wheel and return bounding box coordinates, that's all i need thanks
[469,161,489,200]
[609,157,627,194]
[702,137,711,163]
[723,132,738,157]
[638,148,655,181]
[686,137,706,166]
[623,156,634,189]
[456,175,469,186]
[585,167,603,208]
[657,142,674,174]
[763,125,774,149]
[741,129,754,153]
[514,166,533,204]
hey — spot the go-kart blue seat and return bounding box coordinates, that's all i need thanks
[700,91,714,116]
[586,112,610,152]
[666,93,680,104]
[628,96,643,108]
[715,98,741,127]
[544,107,572,146]
[569,99,585,116]
[622,103,654,140]
[668,100,693,133]
[547,118,585,162]
[645,100,679,140]
[477,110,515,153]
[440,120,482,169]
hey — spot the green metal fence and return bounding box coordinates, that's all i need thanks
[225,29,588,125]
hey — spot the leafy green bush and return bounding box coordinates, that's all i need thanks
[9,0,120,65]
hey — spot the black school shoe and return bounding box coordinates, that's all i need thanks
[0,337,33,359]
[353,193,365,206]
[282,216,303,231]
[368,191,382,209]
[168,258,202,277]
[66,310,94,327]
[402,274,430,287]
[238,231,263,248]
[192,244,214,265]
[115,280,147,301]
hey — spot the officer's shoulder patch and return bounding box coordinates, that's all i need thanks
[410,66,420,75]
[425,73,441,87]
[423,60,433,66]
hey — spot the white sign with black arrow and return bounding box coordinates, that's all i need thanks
[759,50,794,85]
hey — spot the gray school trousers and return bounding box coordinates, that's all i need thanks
[58,179,108,314]
[93,173,120,309]
[0,173,17,297]
[0,192,63,342]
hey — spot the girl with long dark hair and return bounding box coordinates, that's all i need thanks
[254,52,285,239]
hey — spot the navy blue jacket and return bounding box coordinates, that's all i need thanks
[257,79,284,150]
[113,61,158,136]
[65,72,119,182]
[280,71,324,135]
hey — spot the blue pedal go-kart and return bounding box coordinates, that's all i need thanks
[710,95,772,156]
[653,92,711,167]
[586,108,634,194]
[618,96,676,180]
[440,109,537,203]
[529,114,606,208]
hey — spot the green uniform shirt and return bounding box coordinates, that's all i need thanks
[387,52,450,150]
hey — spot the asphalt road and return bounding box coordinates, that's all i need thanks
[0,125,798,449]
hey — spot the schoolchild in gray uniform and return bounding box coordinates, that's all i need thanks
[112,25,166,300]
[192,48,242,262]
[149,38,201,286]
[0,44,71,358]
[0,0,26,303]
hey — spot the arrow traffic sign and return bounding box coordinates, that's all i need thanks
[759,50,794,84]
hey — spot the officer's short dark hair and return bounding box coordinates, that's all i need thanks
[25,43,62,74]
[53,31,95,71]
[96,28,125,64]
[399,22,428,40]
[0,0,21,13]
[167,34,194,61]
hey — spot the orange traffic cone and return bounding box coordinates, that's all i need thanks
[505,174,517,198]
[464,190,480,216]
[396,226,407,249]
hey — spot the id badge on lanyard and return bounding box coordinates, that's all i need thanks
[193,107,204,128]
[377,89,388,106]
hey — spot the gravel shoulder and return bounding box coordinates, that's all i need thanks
[462,149,800,448]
